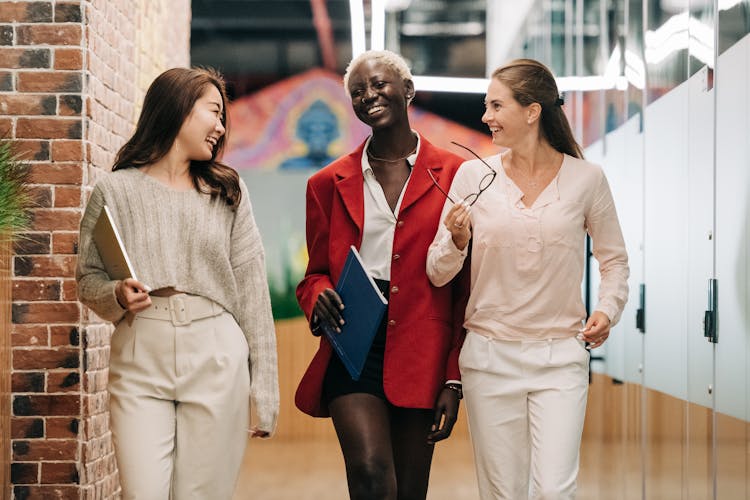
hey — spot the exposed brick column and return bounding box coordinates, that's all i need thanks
[2,2,85,498]
[1,1,190,498]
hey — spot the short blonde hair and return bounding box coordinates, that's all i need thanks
[343,50,414,103]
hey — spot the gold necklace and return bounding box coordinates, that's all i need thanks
[366,145,416,163]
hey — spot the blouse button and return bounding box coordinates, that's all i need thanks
[397,220,404,228]
[393,254,400,261]
[391,286,399,294]
[388,319,396,326]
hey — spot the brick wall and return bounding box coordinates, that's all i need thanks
[1,1,190,498]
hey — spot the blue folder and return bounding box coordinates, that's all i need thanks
[320,246,388,381]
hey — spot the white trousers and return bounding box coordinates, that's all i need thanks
[108,294,250,500]
[459,332,590,500]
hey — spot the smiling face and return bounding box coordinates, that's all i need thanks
[173,84,226,162]
[347,58,413,130]
[481,77,539,150]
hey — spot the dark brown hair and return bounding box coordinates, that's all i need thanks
[113,67,241,206]
[492,59,583,159]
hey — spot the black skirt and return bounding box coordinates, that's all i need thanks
[323,279,390,403]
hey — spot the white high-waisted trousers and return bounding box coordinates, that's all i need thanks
[459,332,590,500]
[108,294,250,500]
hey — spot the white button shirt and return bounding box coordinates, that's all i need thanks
[359,133,420,280]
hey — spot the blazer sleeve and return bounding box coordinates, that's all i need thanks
[296,176,336,320]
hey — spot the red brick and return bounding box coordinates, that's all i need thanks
[53,186,80,207]
[82,371,107,393]
[0,68,11,90]
[58,94,81,116]
[0,47,51,68]
[11,462,39,484]
[11,417,44,439]
[0,26,11,47]
[17,71,82,93]
[12,438,77,460]
[54,3,81,23]
[52,232,77,254]
[14,255,76,278]
[0,116,12,135]
[13,140,50,161]
[12,372,45,393]
[13,348,79,370]
[30,208,80,231]
[0,2,52,23]
[13,394,80,418]
[16,118,82,140]
[50,325,78,346]
[54,48,81,70]
[12,324,49,347]
[13,485,79,498]
[16,24,82,46]
[28,185,54,207]
[12,301,80,324]
[0,2,25,22]
[51,141,82,162]
[61,279,77,301]
[0,94,56,115]
[13,279,61,301]
[41,461,78,484]
[48,371,80,393]
[14,232,51,254]
[46,417,78,439]
[28,163,82,185]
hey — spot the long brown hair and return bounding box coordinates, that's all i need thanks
[492,59,583,159]
[113,67,241,206]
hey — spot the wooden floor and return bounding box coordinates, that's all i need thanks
[232,431,643,499]
[232,372,748,499]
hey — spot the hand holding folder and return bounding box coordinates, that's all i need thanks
[93,205,151,310]
[315,246,388,381]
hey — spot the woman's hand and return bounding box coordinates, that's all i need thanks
[311,288,344,336]
[578,311,611,349]
[115,278,152,313]
[427,387,460,444]
[444,201,472,251]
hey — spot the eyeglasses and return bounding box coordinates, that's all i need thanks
[427,141,497,206]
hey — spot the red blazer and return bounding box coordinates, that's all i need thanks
[295,136,470,417]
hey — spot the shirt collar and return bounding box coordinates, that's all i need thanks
[361,131,421,175]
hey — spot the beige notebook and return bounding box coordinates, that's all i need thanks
[92,205,139,282]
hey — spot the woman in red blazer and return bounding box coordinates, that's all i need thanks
[295,50,469,500]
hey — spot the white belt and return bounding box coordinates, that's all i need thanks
[137,294,223,327]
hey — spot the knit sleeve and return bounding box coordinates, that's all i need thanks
[231,180,279,435]
[76,183,127,323]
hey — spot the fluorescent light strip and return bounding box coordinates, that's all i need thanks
[412,76,489,93]
[350,0,366,57]
[371,0,386,51]
[355,0,631,93]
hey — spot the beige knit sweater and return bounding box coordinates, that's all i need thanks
[76,167,279,434]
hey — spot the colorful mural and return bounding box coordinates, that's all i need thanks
[224,68,496,318]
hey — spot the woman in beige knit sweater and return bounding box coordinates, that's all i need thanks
[76,67,279,500]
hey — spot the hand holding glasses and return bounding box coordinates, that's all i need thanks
[428,142,496,251]
[427,141,497,207]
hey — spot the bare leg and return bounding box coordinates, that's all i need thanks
[329,393,397,500]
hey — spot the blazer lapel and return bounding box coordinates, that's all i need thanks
[334,146,365,236]
[400,138,443,213]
